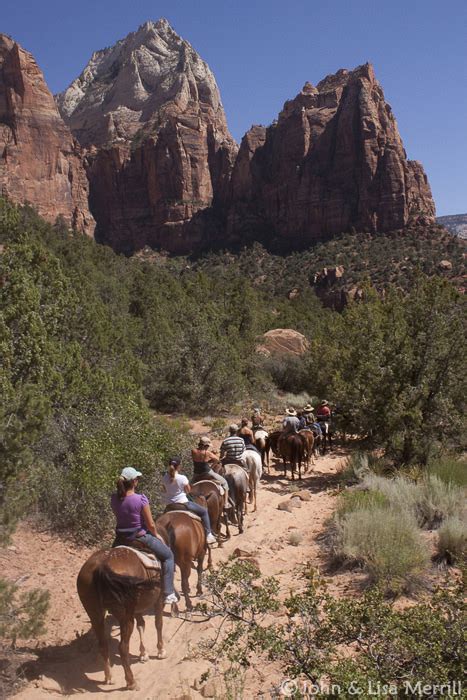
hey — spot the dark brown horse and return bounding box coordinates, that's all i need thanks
[265,430,282,469]
[224,464,249,533]
[156,511,211,610]
[77,545,166,690]
[278,432,307,480]
[190,477,230,542]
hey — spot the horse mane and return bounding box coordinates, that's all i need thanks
[93,564,158,608]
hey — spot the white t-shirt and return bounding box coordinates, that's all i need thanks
[162,473,189,505]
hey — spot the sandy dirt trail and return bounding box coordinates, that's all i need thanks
[4,434,350,699]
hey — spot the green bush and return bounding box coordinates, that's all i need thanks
[437,517,467,564]
[0,578,50,643]
[203,561,466,693]
[336,488,389,518]
[335,507,429,592]
[428,456,467,488]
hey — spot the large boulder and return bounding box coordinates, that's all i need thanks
[257,328,309,357]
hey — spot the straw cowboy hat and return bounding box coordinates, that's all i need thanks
[285,408,297,416]
[303,404,314,412]
[229,423,239,432]
[320,400,329,406]
[199,436,212,446]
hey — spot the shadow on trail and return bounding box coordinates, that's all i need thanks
[261,447,346,495]
[17,617,156,694]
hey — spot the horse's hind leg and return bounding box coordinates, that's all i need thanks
[119,615,136,690]
[154,594,166,659]
[90,613,112,685]
[196,553,204,595]
[135,614,148,662]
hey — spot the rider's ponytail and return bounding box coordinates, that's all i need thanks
[117,476,133,500]
[168,457,181,482]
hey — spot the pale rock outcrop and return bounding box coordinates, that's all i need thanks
[256,328,310,357]
[0,35,94,234]
[58,20,237,253]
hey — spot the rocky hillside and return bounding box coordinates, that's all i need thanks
[57,19,237,254]
[0,35,94,234]
[437,214,467,239]
[2,20,437,254]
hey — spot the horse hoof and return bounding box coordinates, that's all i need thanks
[157,649,167,660]
[104,678,114,686]
[171,603,179,618]
[127,682,138,691]
[139,653,149,663]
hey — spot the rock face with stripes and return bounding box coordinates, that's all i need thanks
[226,64,435,247]
[57,19,237,254]
[0,34,94,234]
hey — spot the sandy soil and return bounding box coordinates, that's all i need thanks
[3,426,354,699]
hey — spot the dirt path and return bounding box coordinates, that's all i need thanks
[4,432,350,699]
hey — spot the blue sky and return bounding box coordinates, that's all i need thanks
[2,0,466,215]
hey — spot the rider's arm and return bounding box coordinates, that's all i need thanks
[206,449,219,462]
[184,483,191,494]
[142,503,157,536]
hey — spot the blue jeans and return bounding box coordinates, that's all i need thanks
[135,532,175,596]
[186,501,212,534]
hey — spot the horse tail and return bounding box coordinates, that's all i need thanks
[92,563,158,609]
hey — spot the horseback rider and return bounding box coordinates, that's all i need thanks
[191,436,230,508]
[251,407,265,430]
[317,400,331,423]
[238,418,255,446]
[220,424,246,463]
[110,466,178,605]
[282,408,300,434]
[303,403,316,426]
[161,458,217,544]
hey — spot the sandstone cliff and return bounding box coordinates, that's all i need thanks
[0,35,94,234]
[227,64,435,247]
[58,19,237,253]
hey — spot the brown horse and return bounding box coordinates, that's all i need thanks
[299,429,316,469]
[156,511,211,611]
[190,477,230,542]
[77,545,166,690]
[224,464,249,533]
[278,432,307,480]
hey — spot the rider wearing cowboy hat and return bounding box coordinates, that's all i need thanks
[282,408,300,434]
[316,400,331,421]
[303,403,316,426]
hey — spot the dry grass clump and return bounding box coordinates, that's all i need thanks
[416,476,466,529]
[335,507,429,592]
[287,530,303,546]
[427,456,467,488]
[437,517,467,564]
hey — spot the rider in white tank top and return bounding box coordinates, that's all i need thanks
[161,473,189,505]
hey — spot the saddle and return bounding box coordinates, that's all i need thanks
[112,545,161,570]
[164,502,188,513]
[162,509,202,522]
[192,478,225,495]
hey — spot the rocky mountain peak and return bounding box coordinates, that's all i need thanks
[57,19,230,148]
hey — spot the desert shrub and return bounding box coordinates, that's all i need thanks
[335,507,429,592]
[287,530,303,546]
[336,489,389,518]
[363,473,421,515]
[0,578,50,643]
[427,456,467,488]
[437,517,467,564]
[337,452,371,485]
[416,475,465,529]
[203,562,466,692]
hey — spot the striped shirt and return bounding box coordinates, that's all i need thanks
[221,435,245,460]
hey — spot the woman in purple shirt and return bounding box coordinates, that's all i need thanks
[110,466,177,605]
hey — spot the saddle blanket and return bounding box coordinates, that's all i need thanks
[164,509,202,522]
[113,546,161,570]
[192,479,225,496]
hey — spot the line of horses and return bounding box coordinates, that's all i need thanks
[76,423,332,689]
